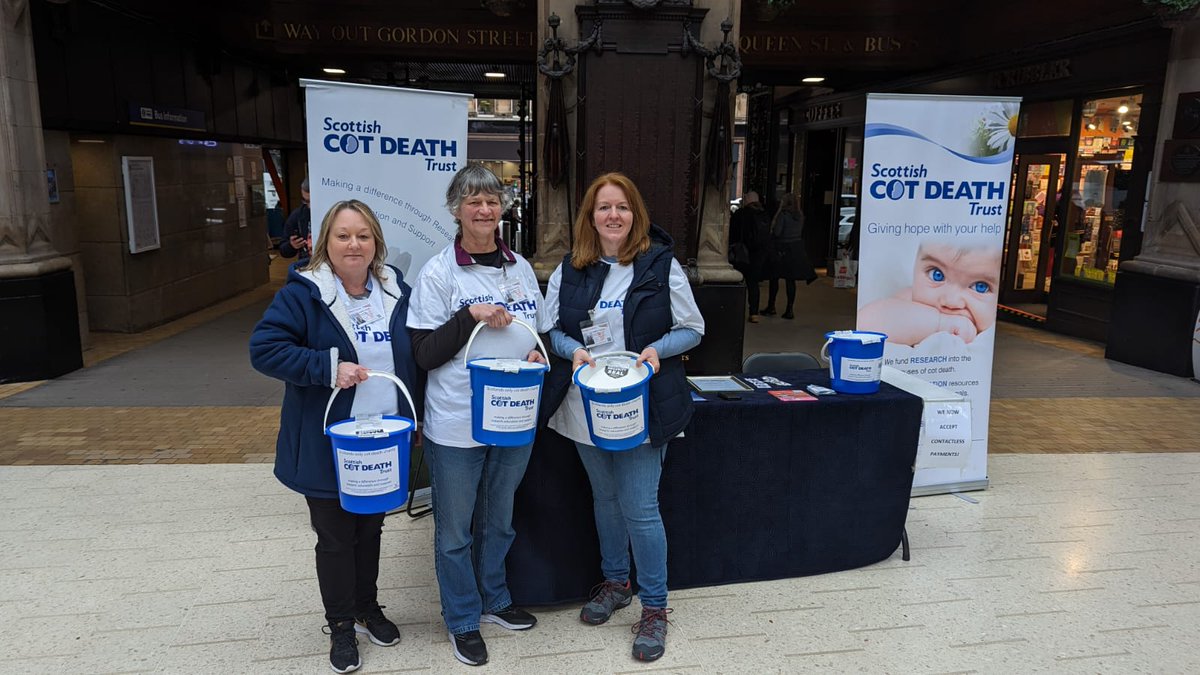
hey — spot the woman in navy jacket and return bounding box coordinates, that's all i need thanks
[250,199,419,674]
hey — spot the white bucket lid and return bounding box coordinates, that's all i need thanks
[468,358,549,373]
[827,330,886,344]
[327,417,413,438]
[577,354,650,393]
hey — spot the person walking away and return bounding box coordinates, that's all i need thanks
[764,192,818,319]
[727,191,772,323]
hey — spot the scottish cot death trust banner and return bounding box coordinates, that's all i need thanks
[856,93,1020,492]
[302,80,469,279]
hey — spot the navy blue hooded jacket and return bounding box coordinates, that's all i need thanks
[249,262,421,499]
[541,224,693,447]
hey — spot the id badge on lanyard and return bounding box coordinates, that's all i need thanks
[498,277,526,304]
[580,310,614,349]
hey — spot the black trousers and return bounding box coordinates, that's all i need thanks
[767,278,796,312]
[305,496,386,624]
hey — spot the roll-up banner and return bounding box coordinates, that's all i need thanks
[857,93,1020,493]
[301,79,469,279]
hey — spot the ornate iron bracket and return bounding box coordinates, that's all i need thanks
[682,17,741,83]
[536,13,603,81]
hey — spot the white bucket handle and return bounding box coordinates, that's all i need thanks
[820,339,832,363]
[461,317,551,371]
[323,370,418,431]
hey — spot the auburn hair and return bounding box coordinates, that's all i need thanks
[571,172,652,269]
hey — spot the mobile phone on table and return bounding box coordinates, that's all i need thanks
[718,392,742,401]
[806,384,836,396]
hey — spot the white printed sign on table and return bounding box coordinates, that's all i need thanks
[856,93,1020,494]
[302,79,469,280]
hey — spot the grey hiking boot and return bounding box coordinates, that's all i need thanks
[631,606,672,662]
[580,579,633,625]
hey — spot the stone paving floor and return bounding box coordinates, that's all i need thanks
[1,258,1197,673]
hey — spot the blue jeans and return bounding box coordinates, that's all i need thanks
[425,435,533,634]
[574,441,668,608]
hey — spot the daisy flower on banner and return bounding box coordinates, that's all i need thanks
[981,102,1020,154]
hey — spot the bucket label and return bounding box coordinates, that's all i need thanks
[589,398,645,440]
[337,445,401,496]
[840,356,882,382]
[482,384,540,433]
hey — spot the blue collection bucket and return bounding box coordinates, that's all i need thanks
[464,318,551,447]
[323,371,418,514]
[820,330,888,394]
[574,351,654,451]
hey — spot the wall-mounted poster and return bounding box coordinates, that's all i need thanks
[122,156,160,254]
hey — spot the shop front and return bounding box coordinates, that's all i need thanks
[778,25,1170,342]
[1001,91,1147,329]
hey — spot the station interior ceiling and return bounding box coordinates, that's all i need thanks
[59,0,1161,101]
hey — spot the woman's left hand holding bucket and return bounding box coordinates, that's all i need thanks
[335,362,370,389]
[636,346,660,375]
[526,349,547,365]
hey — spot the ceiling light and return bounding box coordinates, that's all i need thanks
[485,72,506,79]
[322,67,346,75]
[802,76,825,84]
[1117,104,1129,114]
[1086,123,1097,130]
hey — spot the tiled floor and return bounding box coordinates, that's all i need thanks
[1,453,1197,673]
[1,258,1197,672]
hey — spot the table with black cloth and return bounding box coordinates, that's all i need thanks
[505,369,923,606]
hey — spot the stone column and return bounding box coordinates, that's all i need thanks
[1107,15,1200,377]
[1124,17,1200,280]
[0,0,83,381]
[531,0,742,286]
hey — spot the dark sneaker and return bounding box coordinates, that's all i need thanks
[354,603,400,646]
[449,629,488,666]
[580,579,633,625]
[481,605,537,630]
[631,607,672,662]
[324,620,361,673]
[761,307,776,316]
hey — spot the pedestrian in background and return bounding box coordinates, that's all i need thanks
[763,192,818,320]
[727,190,772,323]
[280,178,312,259]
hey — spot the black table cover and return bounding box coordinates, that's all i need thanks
[506,369,922,606]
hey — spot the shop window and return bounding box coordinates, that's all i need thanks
[1017,100,1073,138]
[1058,93,1141,286]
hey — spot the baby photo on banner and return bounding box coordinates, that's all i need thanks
[856,93,1020,492]
[302,79,469,279]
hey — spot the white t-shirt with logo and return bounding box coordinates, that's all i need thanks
[542,256,703,445]
[407,245,544,448]
[334,273,399,418]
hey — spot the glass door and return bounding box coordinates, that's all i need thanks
[1001,154,1062,305]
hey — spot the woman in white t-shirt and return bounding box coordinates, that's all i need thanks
[406,165,545,668]
[542,172,704,663]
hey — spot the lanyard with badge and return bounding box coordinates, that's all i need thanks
[345,292,382,331]
[497,269,527,305]
[580,309,614,349]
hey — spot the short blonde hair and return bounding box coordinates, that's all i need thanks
[571,172,651,269]
[304,200,389,281]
